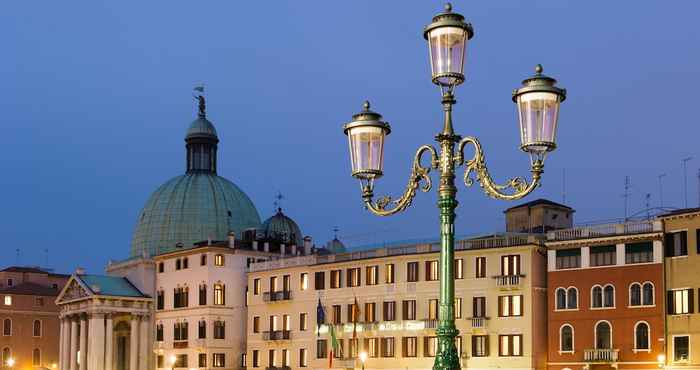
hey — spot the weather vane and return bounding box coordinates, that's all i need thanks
[273,191,285,212]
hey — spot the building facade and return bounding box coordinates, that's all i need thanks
[246,233,548,370]
[0,266,68,369]
[659,208,700,369]
[545,220,665,370]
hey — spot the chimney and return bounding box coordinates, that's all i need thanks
[75,267,85,275]
[303,236,312,255]
[175,242,184,249]
[228,232,236,248]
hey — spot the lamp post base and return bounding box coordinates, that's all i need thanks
[434,326,461,370]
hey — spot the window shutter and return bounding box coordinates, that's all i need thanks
[689,289,695,313]
[473,298,478,318]
[667,291,674,314]
[681,231,689,255]
[498,297,503,317]
[425,261,430,281]
[519,295,524,316]
[501,256,505,275]
[665,233,674,256]
[515,255,521,275]
[402,301,407,320]
[485,335,490,356]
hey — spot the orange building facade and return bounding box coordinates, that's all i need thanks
[546,220,666,370]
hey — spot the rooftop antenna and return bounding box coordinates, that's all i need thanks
[623,176,631,221]
[682,157,693,208]
[333,227,340,240]
[273,191,285,212]
[658,173,667,208]
[562,168,567,204]
[645,193,651,220]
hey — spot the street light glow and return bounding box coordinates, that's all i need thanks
[359,351,368,363]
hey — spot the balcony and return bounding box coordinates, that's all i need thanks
[263,290,292,302]
[494,274,524,289]
[422,319,438,329]
[265,367,291,370]
[262,330,291,341]
[469,317,489,329]
[584,349,619,363]
[547,220,661,241]
[173,341,188,349]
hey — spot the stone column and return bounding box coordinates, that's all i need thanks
[58,318,65,370]
[129,315,139,370]
[79,316,87,370]
[87,313,105,370]
[70,318,78,370]
[62,318,72,370]
[138,315,150,370]
[105,315,113,370]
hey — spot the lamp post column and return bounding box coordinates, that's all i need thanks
[434,93,460,370]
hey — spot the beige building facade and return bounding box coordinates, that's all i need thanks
[246,233,548,370]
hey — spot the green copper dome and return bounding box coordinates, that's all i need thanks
[130,93,261,257]
[259,208,303,246]
[325,237,346,254]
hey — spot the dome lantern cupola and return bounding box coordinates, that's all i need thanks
[186,92,219,174]
[259,208,304,247]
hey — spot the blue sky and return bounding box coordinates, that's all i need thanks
[1,1,699,273]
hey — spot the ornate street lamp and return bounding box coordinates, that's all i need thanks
[342,4,566,370]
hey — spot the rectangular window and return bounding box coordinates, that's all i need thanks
[214,284,225,305]
[348,338,359,358]
[156,290,164,310]
[174,354,187,368]
[198,353,207,367]
[300,313,307,331]
[315,272,325,290]
[253,279,260,295]
[270,276,278,292]
[317,340,328,359]
[475,257,486,278]
[158,262,164,273]
[300,273,308,291]
[333,339,344,358]
[214,254,224,266]
[499,295,523,317]
[252,350,259,368]
[347,267,361,287]
[626,242,654,264]
[299,348,307,367]
[212,353,225,368]
[330,270,342,289]
[365,302,377,322]
[173,322,189,341]
[269,315,278,331]
[501,255,521,275]
[403,337,418,357]
[473,297,486,318]
[668,289,694,315]
[283,275,290,292]
[253,316,260,333]
[282,349,290,367]
[214,320,225,339]
[381,337,395,357]
[426,260,439,281]
[472,335,489,357]
[499,334,523,356]
[268,349,276,367]
[200,254,207,266]
[157,355,164,368]
[383,301,396,321]
[35,297,44,306]
[590,245,616,266]
[403,300,416,320]
[366,338,379,358]
[455,259,464,279]
[332,305,342,324]
[348,303,359,323]
[428,299,439,320]
[173,287,189,308]
[366,265,379,285]
[283,315,290,332]
[199,320,206,339]
[407,262,419,282]
[199,285,207,306]
[385,264,395,284]
[674,336,689,362]
[556,248,581,269]
[666,231,689,257]
[454,298,462,319]
[424,336,438,357]
[156,325,163,341]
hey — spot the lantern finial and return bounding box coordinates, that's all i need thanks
[363,100,371,111]
[535,64,543,74]
[444,3,452,12]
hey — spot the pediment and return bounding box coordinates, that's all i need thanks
[56,277,92,304]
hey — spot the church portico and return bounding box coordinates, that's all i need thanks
[56,274,152,370]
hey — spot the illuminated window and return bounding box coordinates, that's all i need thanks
[253,279,260,295]
[403,337,417,357]
[472,335,488,357]
[212,353,225,367]
[475,257,486,278]
[299,348,307,367]
[300,273,308,291]
[253,317,260,333]
[366,266,379,285]
[3,296,11,306]
[424,336,437,357]
[428,299,438,320]
[381,337,395,357]
[330,270,342,289]
[499,295,523,317]
[499,334,523,356]
[454,298,462,319]
[33,348,41,366]
[455,259,464,279]
[426,261,439,281]
[214,254,225,266]
[385,264,395,284]
[299,313,307,331]
[214,284,225,305]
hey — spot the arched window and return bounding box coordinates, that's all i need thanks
[635,322,650,350]
[603,285,615,307]
[1,348,10,366]
[642,283,654,306]
[560,324,574,352]
[556,288,567,310]
[33,320,41,337]
[630,283,642,306]
[32,348,41,366]
[2,319,10,336]
[592,286,603,308]
[567,288,578,309]
[595,321,612,349]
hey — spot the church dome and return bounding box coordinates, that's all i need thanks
[325,237,346,254]
[130,92,261,257]
[258,208,303,246]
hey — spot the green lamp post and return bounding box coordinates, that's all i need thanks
[342,4,566,370]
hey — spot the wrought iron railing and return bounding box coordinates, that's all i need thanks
[262,330,291,341]
[584,349,619,362]
[262,290,292,302]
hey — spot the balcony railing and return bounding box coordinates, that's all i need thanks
[422,319,438,329]
[265,366,292,370]
[469,317,489,328]
[548,220,661,241]
[262,330,291,341]
[494,274,525,288]
[263,290,292,302]
[584,349,619,362]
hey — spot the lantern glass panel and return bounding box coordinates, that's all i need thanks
[428,26,468,85]
[517,91,560,153]
[348,126,386,177]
